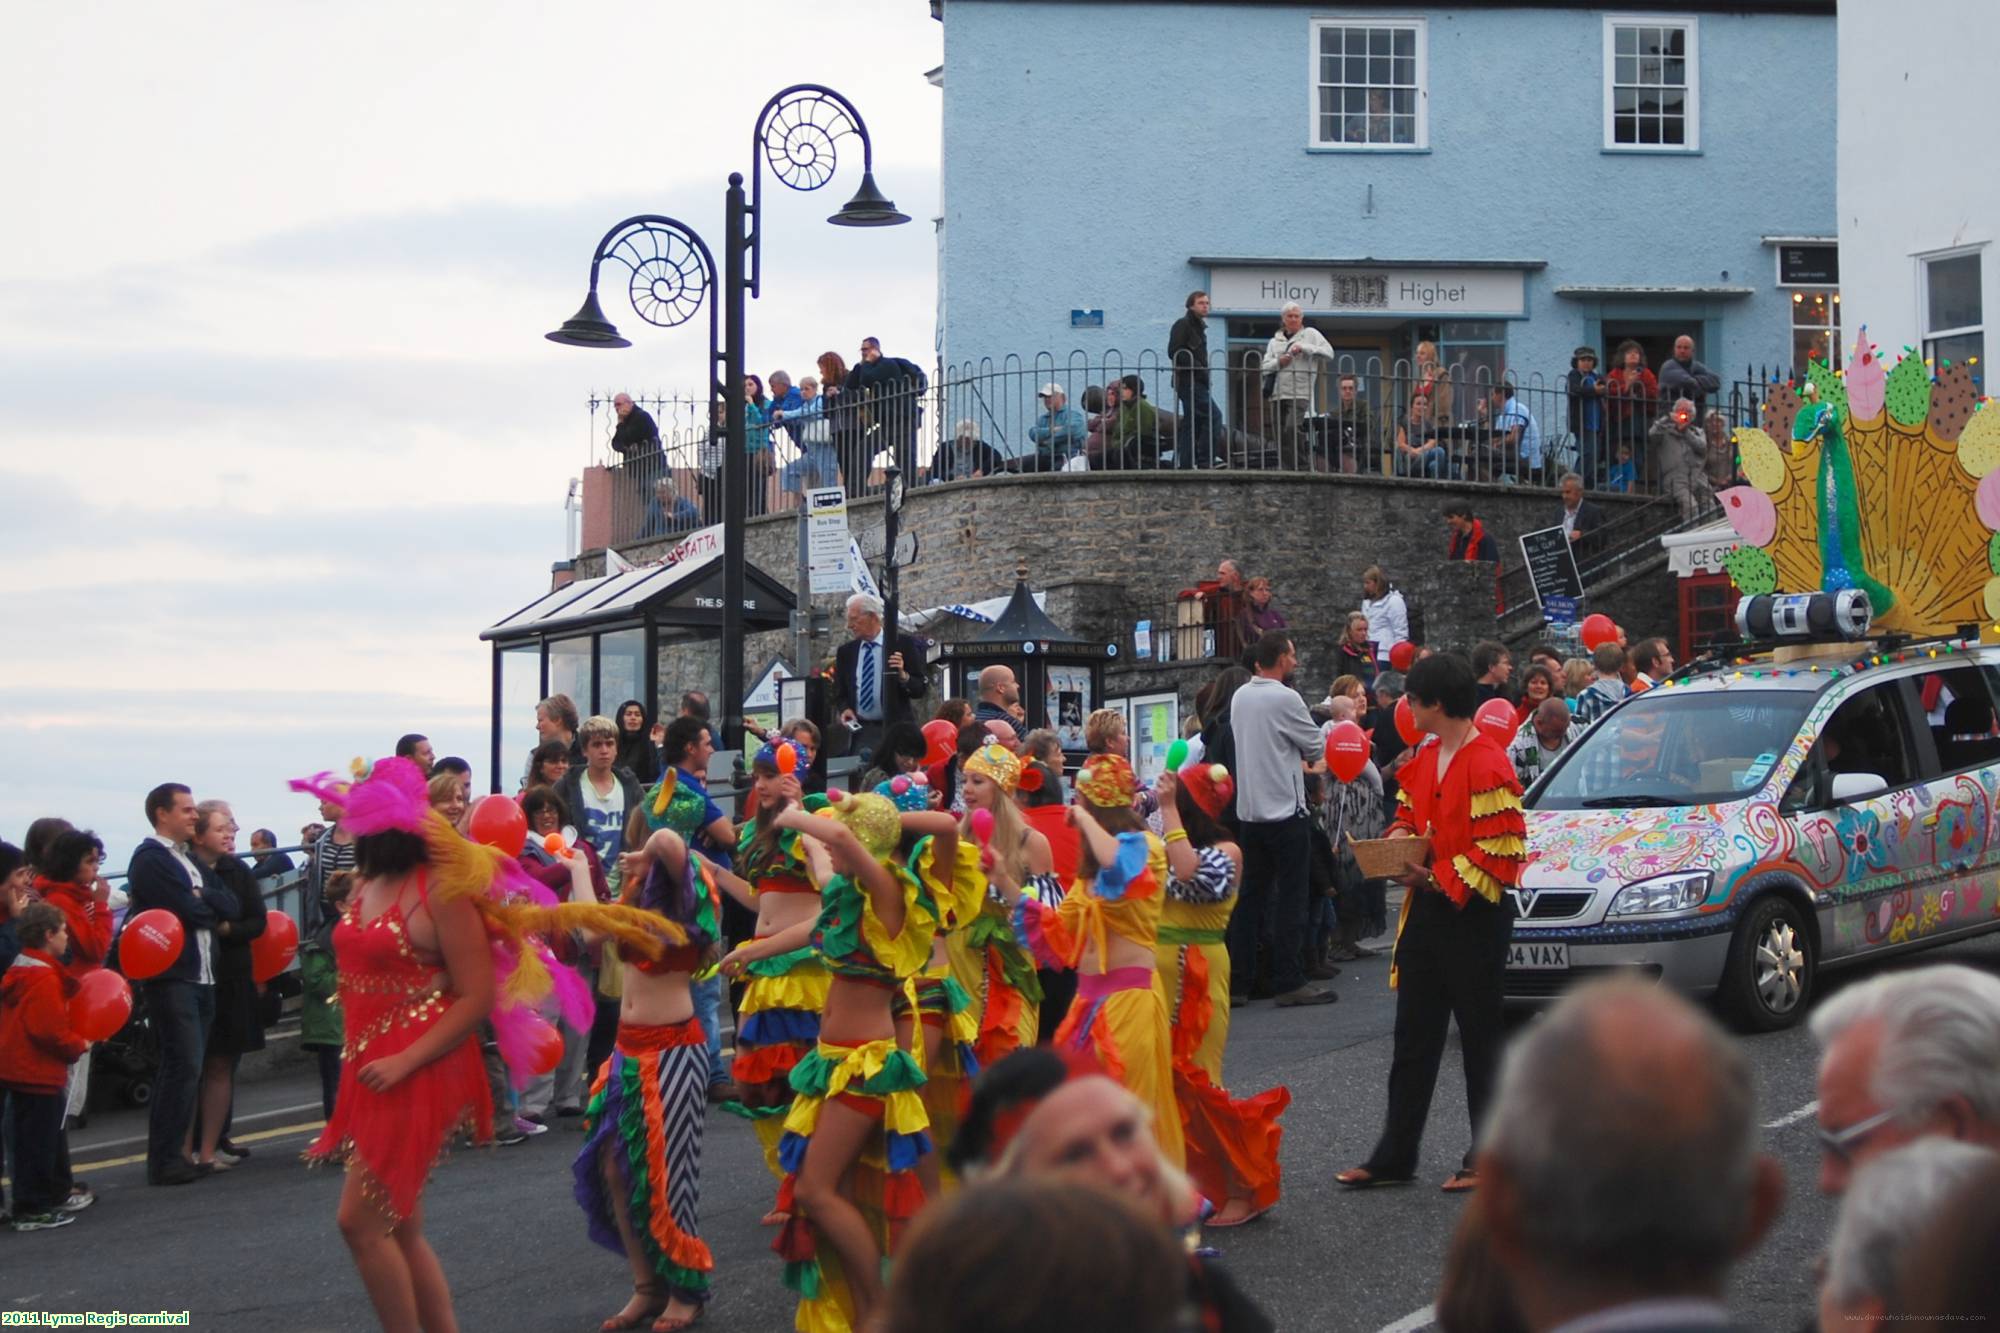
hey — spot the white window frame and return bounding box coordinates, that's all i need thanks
[1602,14,1700,152]
[1308,16,1428,151]
[1919,244,1986,375]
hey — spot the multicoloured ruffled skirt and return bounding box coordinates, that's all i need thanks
[1051,966,1185,1168]
[951,911,1042,1068]
[895,971,980,1165]
[1159,930,1289,1214]
[574,1019,714,1306]
[772,1038,932,1333]
[727,942,833,1184]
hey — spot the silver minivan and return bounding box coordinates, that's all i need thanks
[1510,638,2000,1029]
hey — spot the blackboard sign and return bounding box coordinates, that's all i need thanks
[1519,525,1584,614]
[1778,244,1838,286]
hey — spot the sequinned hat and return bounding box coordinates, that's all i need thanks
[874,772,932,813]
[1178,762,1234,821]
[822,791,902,859]
[288,756,427,837]
[753,738,810,774]
[1073,753,1136,809]
[962,741,1024,794]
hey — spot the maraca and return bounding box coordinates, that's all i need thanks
[776,743,798,775]
[969,806,996,869]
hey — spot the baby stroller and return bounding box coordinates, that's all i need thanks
[91,983,162,1109]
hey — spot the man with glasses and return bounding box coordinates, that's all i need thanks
[1809,963,2000,1194]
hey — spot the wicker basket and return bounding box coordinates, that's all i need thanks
[1347,835,1431,879]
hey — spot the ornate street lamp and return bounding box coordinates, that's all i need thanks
[550,84,906,750]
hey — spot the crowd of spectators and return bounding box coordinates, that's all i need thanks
[609,334,932,532]
[604,305,1745,539]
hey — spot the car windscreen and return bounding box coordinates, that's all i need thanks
[1531,689,1814,810]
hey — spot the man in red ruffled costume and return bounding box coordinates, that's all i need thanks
[1336,652,1523,1194]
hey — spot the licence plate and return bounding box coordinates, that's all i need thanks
[1507,941,1570,971]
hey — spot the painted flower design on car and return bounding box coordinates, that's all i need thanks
[1834,806,1892,882]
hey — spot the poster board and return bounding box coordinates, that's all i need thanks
[1045,665,1093,751]
[1127,693,1181,786]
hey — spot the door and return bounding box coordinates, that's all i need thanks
[1781,676,1944,961]
[1677,573,1739,662]
[1600,321,1686,375]
[1326,338,1397,474]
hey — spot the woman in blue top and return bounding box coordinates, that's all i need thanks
[744,374,771,516]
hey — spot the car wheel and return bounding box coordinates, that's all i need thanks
[1721,895,1814,1032]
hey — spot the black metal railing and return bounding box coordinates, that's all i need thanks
[584,362,1797,547]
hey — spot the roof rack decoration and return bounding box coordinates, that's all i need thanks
[1714,325,1999,636]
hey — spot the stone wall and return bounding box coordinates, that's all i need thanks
[592,471,1655,712]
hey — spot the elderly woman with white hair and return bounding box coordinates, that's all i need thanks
[1260,303,1333,465]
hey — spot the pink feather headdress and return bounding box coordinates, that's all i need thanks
[289,756,429,836]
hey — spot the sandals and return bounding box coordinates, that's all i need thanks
[1334,1167,1415,1189]
[602,1285,668,1332]
[652,1304,704,1333]
[1205,1201,1271,1228]
[1441,1169,1479,1194]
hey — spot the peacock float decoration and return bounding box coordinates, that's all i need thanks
[1716,325,2000,635]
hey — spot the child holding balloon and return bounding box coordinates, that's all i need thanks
[0,902,90,1231]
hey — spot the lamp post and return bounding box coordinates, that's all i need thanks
[549,84,907,750]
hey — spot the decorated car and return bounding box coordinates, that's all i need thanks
[1513,330,2000,1029]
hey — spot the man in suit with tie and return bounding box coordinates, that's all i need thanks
[834,592,928,763]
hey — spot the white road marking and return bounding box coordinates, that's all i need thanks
[1763,1099,1819,1130]
[1376,1304,1436,1333]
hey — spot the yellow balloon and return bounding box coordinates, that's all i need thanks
[1958,407,2000,479]
[1736,426,1789,494]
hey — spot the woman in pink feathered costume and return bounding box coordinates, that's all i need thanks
[292,757,679,1333]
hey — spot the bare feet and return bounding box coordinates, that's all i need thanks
[602,1284,666,1331]
[760,1208,790,1227]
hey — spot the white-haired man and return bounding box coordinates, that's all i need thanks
[1810,962,2000,1195]
[833,592,928,761]
[1820,1138,1998,1327]
[1260,303,1332,464]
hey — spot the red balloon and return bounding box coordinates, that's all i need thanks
[521,1013,564,1076]
[1580,613,1618,651]
[251,911,300,983]
[468,794,527,857]
[1475,697,1518,741]
[921,718,957,767]
[69,969,133,1042]
[1394,695,1423,746]
[119,909,185,981]
[1387,640,1418,672]
[1324,721,1371,784]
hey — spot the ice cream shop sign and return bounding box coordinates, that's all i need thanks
[1208,264,1527,317]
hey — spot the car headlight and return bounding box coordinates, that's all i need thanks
[1607,871,1712,918]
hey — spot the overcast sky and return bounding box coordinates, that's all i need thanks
[1,2,943,859]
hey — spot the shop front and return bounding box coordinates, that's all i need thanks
[1205,258,1537,430]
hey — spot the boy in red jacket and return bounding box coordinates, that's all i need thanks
[1,903,89,1232]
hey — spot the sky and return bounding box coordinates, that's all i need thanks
[0,1,944,862]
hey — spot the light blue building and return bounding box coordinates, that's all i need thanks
[934,0,1838,435]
